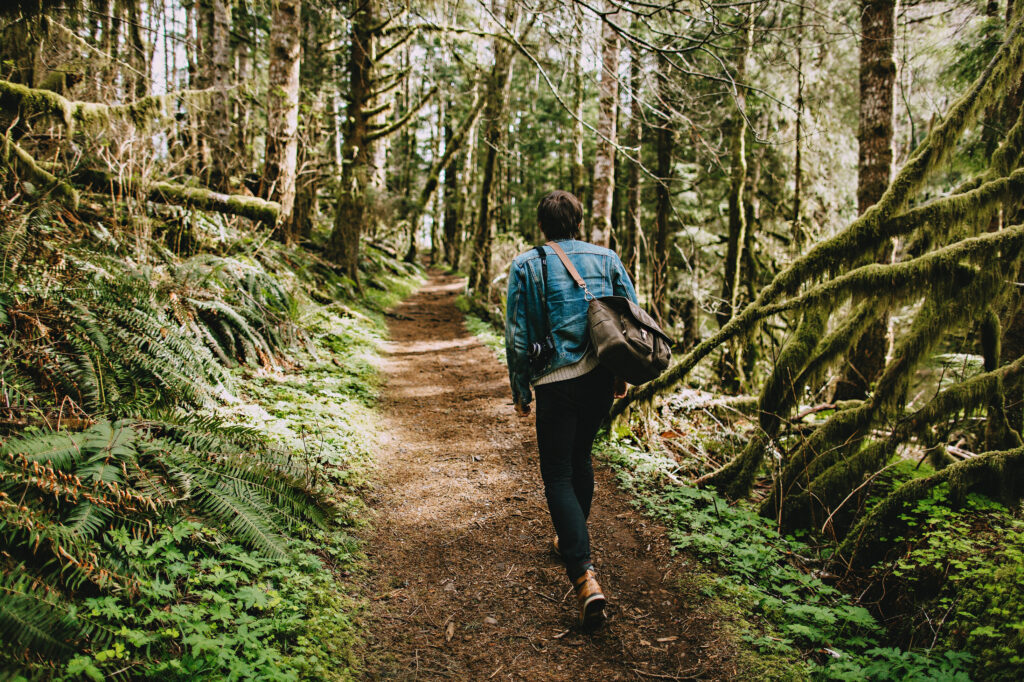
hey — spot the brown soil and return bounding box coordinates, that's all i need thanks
[358,272,742,681]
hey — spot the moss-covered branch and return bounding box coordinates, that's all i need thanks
[697,310,827,498]
[0,79,214,132]
[771,270,1014,527]
[840,444,1024,567]
[791,301,881,393]
[610,23,1024,418]
[1,132,78,208]
[67,167,279,223]
[760,225,1024,319]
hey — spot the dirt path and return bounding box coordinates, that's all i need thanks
[358,272,737,681]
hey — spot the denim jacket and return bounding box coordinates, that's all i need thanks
[504,239,639,407]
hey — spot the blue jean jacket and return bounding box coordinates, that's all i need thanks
[504,239,639,407]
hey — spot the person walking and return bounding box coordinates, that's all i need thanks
[504,190,639,629]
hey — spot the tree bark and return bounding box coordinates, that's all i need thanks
[716,11,755,391]
[327,0,375,282]
[717,13,753,331]
[197,0,232,192]
[835,0,898,400]
[590,0,619,247]
[262,0,303,238]
[232,1,254,178]
[793,0,806,248]
[467,2,518,295]
[649,53,673,326]
[123,0,148,98]
[570,6,586,203]
[442,112,460,266]
[623,37,643,283]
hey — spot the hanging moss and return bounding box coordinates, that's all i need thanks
[991,104,1024,176]
[809,353,1024,532]
[612,26,1024,419]
[761,227,1023,320]
[792,302,880,393]
[759,310,829,433]
[775,270,1018,528]
[698,311,828,498]
[786,439,895,533]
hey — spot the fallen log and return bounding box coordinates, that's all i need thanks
[63,166,280,224]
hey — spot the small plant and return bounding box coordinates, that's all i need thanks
[597,439,977,680]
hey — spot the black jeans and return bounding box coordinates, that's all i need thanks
[534,365,614,581]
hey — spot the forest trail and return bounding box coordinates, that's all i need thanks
[358,272,736,681]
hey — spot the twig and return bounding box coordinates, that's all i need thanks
[526,587,560,604]
[631,666,704,680]
[820,461,899,534]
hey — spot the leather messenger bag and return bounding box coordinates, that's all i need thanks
[546,242,673,386]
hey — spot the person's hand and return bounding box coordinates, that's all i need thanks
[613,377,628,399]
[514,401,532,417]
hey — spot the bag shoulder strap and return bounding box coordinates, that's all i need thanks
[546,241,594,300]
[533,245,551,337]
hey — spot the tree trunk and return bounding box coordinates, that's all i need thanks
[263,0,303,238]
[793,0,806,248]
[467,3,518,295]
[232,1,254,178]
[649,53,673,326]
[123,0,148,98]
[623,37,643,283]
[198,0,232,191]
[442,114,460,266]
[717,11,754,391]
[327,0,375,283]
[457,84,480,270]
[0,9,48,88]
[590,0,619,247]
[835,0,898,400]
[570,7,586,203]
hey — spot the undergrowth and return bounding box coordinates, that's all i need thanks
[597,438,986,681]
[0,196,421,679]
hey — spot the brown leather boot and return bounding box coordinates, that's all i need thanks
[573,569,606,629]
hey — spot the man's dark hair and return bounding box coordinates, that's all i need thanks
[537,190,583,240]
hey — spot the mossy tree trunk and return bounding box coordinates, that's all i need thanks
[327,0,375,283]
[262,0,303,238]
[442,110,461,267]
[835,0,899,400]
[717,10,754,392]
[623,35,643,283]
[124,0,148,98]
[197,0,233,192]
